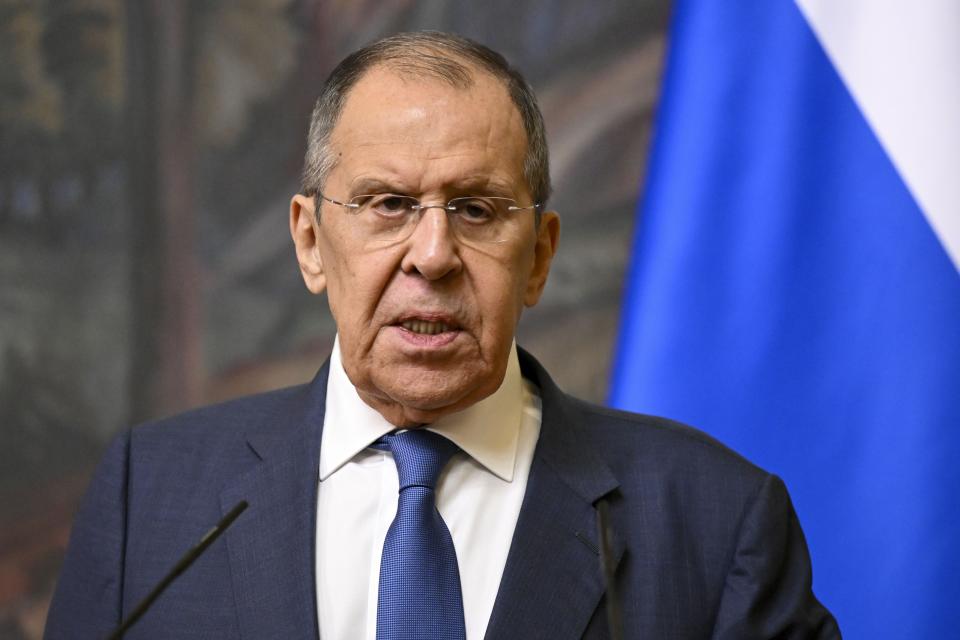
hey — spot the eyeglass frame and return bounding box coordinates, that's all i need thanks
[311,191,543,242]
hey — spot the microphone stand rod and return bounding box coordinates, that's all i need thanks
[105,500,249,640]
[597,499,624,640]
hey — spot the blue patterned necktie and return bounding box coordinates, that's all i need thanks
[373,430,466,640]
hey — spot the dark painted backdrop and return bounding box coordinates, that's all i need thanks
[0,1,668,635]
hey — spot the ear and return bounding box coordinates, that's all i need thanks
[290,194,327,294]
[524,211,560,307]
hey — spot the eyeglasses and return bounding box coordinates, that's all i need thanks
[316,192,540,245]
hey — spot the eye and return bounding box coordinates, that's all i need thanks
[367,194,415,216]
[452,197,497,223]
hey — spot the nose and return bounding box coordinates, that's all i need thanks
[400,208,463,281]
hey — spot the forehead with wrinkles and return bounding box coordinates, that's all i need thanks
[327,65,529,197]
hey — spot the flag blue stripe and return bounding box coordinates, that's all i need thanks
[610,1,960,637]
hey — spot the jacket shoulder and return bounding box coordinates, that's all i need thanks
[518,346,770,487]
[564,395,771,485]
[132,382,312,446]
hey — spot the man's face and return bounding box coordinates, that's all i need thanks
[290,66,559,426]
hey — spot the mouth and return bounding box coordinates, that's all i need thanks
[391,314,462,347]
[399,319,455,335]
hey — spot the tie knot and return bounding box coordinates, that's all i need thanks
[375,430,459,490]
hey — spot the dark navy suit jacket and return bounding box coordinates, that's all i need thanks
[45,349,840,638]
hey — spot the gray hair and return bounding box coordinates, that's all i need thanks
[300,31,551,210]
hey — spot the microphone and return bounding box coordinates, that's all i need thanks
[597,499,624,640]
[106,500,249,640]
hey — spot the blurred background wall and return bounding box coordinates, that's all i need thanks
[0,0,670,635]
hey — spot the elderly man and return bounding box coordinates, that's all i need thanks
[46,32,839,639]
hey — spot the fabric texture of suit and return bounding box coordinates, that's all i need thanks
[45,349,840,639]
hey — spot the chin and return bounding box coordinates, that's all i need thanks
[354,348,510,420]
[381,372,498,417]
[389,382,474,412]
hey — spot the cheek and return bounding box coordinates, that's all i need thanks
[474,255,534,336]
[506,243,537,303]
[323,249,391,319]
[320,257,346,319]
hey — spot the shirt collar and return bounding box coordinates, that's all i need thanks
[319,335,524,483]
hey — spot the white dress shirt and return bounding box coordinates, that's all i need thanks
[315,337,542,640]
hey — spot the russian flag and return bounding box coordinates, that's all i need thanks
[609,1,960,637]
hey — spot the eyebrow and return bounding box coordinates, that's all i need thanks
[347,176,518,199]
[450,177,516,199]
[348,178,410,197]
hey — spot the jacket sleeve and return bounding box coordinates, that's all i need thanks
[44,430,130,639]
[711,473,842,639]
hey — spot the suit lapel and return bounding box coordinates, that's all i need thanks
[485,351,624,639]
[219,363,329,640]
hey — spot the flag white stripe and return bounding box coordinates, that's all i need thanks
[796,0,960,272]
